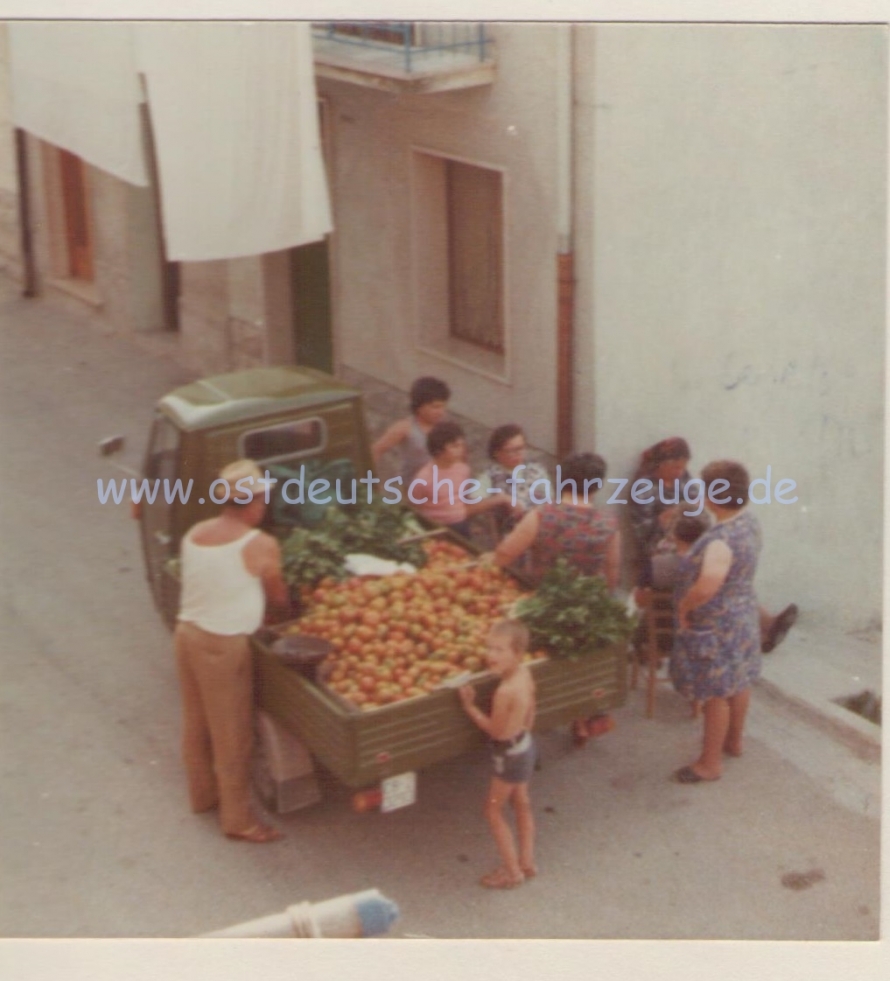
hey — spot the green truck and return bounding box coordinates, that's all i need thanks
[135,366,627,812]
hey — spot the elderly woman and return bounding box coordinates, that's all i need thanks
[670,460,766,783]
[477,424,551,538]
[492,452,619,590]
[630,438,796,653]
[627,437,693,590]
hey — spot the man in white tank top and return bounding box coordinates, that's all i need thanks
[175,459,288,843]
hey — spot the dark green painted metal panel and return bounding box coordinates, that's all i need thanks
[253,641,628,789]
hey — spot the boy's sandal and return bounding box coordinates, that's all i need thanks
[479,868,525,889]
[226,823,283,844]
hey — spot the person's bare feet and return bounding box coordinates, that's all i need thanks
[723,739,743,757]
[479,867,524,889]
[520,863,537,879]
[226,823,283,843]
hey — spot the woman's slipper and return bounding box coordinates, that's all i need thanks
[762,604,798,653]
[479,868,524,889]
[226,823,283,844]
[673,765,719,784]
[571,720,589,747]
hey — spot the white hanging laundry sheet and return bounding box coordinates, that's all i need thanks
[8,21,148,186]
[134,21,333,261]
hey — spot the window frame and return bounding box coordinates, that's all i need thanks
[238,416,328,468]
[410,145,511,384]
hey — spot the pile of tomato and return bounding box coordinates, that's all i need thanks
[286,539,539,710]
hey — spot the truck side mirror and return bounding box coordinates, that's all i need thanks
[98,435,126,456]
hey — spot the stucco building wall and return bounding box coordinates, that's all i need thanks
[573,24,886,629]
[317,24,563,455]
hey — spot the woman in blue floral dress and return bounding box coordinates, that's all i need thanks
[670,460,762,783]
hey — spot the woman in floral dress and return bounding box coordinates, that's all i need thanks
[492,453,620,745]
[670,460,762,783]
[492,452,619,590]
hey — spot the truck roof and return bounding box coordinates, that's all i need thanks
[158,366,362,432]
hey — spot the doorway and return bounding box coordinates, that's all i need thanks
[58,149,93,281]
[290,240,332,373]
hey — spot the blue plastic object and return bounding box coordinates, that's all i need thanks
[354,890,400,937]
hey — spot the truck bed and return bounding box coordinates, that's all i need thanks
[253,635,627,788]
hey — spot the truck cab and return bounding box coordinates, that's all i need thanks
[139,365,371,628]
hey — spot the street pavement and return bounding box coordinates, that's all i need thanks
[0,275,881,944]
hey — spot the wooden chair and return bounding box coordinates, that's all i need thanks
[629,588,677,718]
[631,588,703,720]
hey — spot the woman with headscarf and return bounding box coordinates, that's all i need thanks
[629,438,797,654]
[627,437,693,591]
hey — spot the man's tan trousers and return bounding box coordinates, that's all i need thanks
[174,622,255,834]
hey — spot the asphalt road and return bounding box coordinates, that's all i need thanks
[0,277,880,943]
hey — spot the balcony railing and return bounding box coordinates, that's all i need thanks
[312,22,495,93]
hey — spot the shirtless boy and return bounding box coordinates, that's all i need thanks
[459,620,537,889]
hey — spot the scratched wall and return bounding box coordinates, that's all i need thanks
[573,24,886,629]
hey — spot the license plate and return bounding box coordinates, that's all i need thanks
[380,772,417,812]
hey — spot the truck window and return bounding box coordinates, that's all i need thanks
[240,417,326,466]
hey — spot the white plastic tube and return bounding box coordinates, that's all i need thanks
[202,889,400,938]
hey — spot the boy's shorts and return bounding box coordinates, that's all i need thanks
[490,731,536,784]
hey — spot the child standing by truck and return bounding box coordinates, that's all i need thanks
[459,620,537,889]
[371,376,451,486]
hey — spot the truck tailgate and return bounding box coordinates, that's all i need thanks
[253,640,626,788]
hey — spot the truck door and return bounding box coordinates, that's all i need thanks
[141,414,181,621]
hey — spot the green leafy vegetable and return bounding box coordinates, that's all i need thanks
[514,558,637,658]
[279,501,428,589]
[321,500,429,568]
[280,526,348,590]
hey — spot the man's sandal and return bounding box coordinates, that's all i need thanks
[479,868,525,889]
[226,823,283,844]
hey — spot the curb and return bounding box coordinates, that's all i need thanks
[755,675,881,763]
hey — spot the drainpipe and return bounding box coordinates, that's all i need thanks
[555,25,575,459]
[14,127,37,298]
